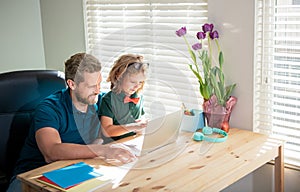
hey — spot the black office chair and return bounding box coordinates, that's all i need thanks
[0,70,66,191]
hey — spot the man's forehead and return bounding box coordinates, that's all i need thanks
[82,71,102,83]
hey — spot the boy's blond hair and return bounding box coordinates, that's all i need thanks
[107,54,148,94]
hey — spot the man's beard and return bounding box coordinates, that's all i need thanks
[74,91,98,105]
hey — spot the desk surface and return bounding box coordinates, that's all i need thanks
[18,128,284,192]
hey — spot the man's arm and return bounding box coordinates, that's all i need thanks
[36,127,136,164]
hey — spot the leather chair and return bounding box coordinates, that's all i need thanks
[0,70,66,191]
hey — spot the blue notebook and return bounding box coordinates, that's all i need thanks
[43,162,102,189]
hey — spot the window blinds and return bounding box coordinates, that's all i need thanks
[84,0,208,117]
[254,0,300,167]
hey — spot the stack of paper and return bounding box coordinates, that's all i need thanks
[36,162,107,191]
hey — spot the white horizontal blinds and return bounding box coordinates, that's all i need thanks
[84,0,152,80]
[255,0,300,167]
[254,0,275,134]
[143,1,208,116]
[84,0,208,116]
[273,0,300,167]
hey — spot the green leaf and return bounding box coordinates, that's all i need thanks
[200,84,209,100]
[189,49,197,64]
[210,73,224,105]
[225,83,236,100]
[188,64,203,85]
[216,67,225,89]
[219,51,224,69]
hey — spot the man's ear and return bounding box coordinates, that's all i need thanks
[67,79,76,90]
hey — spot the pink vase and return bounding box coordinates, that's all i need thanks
[202,95,237,132]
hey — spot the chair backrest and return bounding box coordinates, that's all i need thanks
[0,70,66,190]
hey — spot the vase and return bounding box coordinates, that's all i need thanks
[203,111,231,132]
[202,95,237,133]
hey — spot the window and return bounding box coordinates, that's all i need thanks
[254,0,300,167]
[83,0,208,117]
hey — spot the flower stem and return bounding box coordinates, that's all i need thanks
[183,36,191,50]
[184,36,199,73]
[208,35,212,67]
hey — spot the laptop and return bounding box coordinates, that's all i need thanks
[96,109,186,185]
[121,109,187,169]
[141,109,184,154]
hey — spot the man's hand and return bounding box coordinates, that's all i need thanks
[101,143,137,166]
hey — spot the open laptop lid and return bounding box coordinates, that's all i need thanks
[120,109,188,169]
[140,109,184,155]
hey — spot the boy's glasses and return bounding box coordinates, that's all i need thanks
[127,62,149,70]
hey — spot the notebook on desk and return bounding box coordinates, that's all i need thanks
[122,109,186,166]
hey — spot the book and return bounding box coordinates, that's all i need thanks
[36,175,77,191]
[36,175,110,192]
[36,162,103,191]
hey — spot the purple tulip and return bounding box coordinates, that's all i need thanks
[192,43,202,50]
[209,30,219,39]
[196,32,206,40]
[202,23,214,33]
[176,27,187,37]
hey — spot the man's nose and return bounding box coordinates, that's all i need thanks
[94,84,101,94]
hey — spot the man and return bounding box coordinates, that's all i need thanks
[7,53,136,192]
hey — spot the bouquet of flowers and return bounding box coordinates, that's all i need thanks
[176,23,237,131]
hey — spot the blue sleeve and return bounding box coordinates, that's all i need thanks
[32,101,62,132]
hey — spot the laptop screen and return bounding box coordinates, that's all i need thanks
[141,109,184,154]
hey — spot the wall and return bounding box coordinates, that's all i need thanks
[0,0,45,73]
[40,0,85,71]
[208,0,254,131]
[0,0,85,73]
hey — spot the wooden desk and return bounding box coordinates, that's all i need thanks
[18,128,284,192]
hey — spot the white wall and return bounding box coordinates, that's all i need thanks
[40,0,86,71]
[0,0,85,73]
[208,0,254,131]
[0,0,45,73]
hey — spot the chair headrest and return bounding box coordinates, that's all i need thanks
[0,70,66,113]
